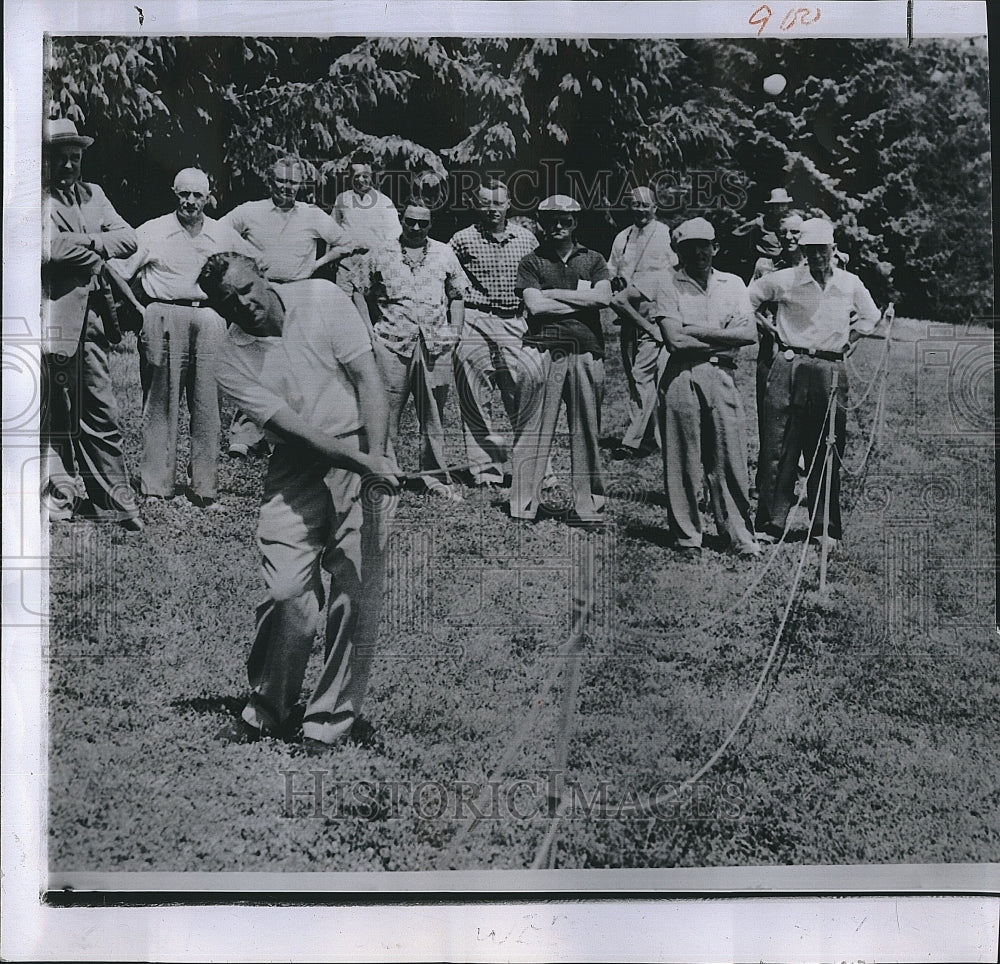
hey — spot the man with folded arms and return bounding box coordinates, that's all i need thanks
[510,195,611,524]
[651,217,761,557]
[198,251,398,752]
[221,156,365,456]
[748,217,882,551]
[115,168,255,507]
[41,118,142,530]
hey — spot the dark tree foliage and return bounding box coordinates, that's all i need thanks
[48,35,992,323]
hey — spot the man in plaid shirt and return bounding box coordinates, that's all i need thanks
[449,180,541,488]
[349,200,468,501]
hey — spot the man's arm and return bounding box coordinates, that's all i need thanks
[343,349,393,463]
[543,279,612,309]
[264,404,385,476]
[91,186,138,259]
[522,287,576,317]
[46,233,104,269]
[610,286,663,342]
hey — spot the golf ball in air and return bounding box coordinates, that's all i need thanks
[763,73,787,95]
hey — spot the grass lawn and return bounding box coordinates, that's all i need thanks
[46,316,997,873]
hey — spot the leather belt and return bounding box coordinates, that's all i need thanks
[467,304,520,318]
[778,341,844,362]
[707,354,737,370]
[153,298,208,308]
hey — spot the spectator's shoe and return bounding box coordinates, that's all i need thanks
[301,737,340,757]
[119,516,144,533]
[227,443,249,458]
[426,483,464,503]
[735,541,763,558]
[676,545,702,558]
[349,717,381,750]
[189,494,222,511]
[216,718,264,745]
[755,525,781,544]
[611,445,643,461]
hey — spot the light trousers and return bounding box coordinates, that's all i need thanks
[139,303,225,499]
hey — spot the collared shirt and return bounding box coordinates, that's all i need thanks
[448,221,538,310]
[219,200,346,282]
[114,213,255,302]
[609,219,677,285]
[648,267,752,364]
[353,238,468,357]
[516,243,611,357]
[747,263,880,353]
[216,279,373,437]
[333,189,401,245]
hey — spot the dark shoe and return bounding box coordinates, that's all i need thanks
[611,446,642,461]
[216,718,262,745]
[301,736,339,757]
[676,545,702,558]
[189,494,222,510]
[119,517,144,533]
[349,717,381,749]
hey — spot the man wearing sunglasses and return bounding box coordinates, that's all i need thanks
[347,201,468,501]
[510,195,612,523]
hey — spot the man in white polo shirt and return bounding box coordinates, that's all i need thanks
[748,217,882,550]
[651,217,760,557]
[114,167,256,507]
[197,252,398,752]
[220,156,366,457]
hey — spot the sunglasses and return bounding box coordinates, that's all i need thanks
[403,217,431,227]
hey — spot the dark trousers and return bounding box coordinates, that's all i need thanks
[755,354,848,539]
[41,310,139,522]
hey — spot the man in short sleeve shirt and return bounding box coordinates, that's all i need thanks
[349,202,468,500]
[199,252,398,750]
[219,156,365,456]
[510,195,611,523]
[114,168,256,506]
[747,217,882,549]
[650,217,760,556]
[449,180,540,487]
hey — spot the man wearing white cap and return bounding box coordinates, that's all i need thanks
[748,217,882,550]
[510,195,612,523]
[608,185,677,460]
[651,217,760,556]
[220,156,365,458]
[114,168,257,507]
[41,117,143,530]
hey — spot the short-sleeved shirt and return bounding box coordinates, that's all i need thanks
[114,213,255,302]
[333,189,401,246]
[747,263,880,353]
[648,267,753,365]
[515,244,611,357]
[448,222,538,311]
[215,279,373,437]
[352,239,468,357]
[219,200,346,282]
[608,219,676,286]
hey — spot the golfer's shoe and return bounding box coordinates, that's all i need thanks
[227,442,250,458]
[810,534,841,553]
[216,718,265,745]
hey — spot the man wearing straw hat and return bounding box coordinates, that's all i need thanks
[41,117,143,530]
[748,217,882,551]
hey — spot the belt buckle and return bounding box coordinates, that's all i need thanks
[708,355,719,365]
[783,349,794,361]
[807,347,817,357]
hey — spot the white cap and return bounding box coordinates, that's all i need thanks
[799,218,835,245]
[673,217,716,243]
[173,168,210,194]
[538,194,581,213]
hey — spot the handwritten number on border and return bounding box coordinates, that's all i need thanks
[749,5,821,36]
